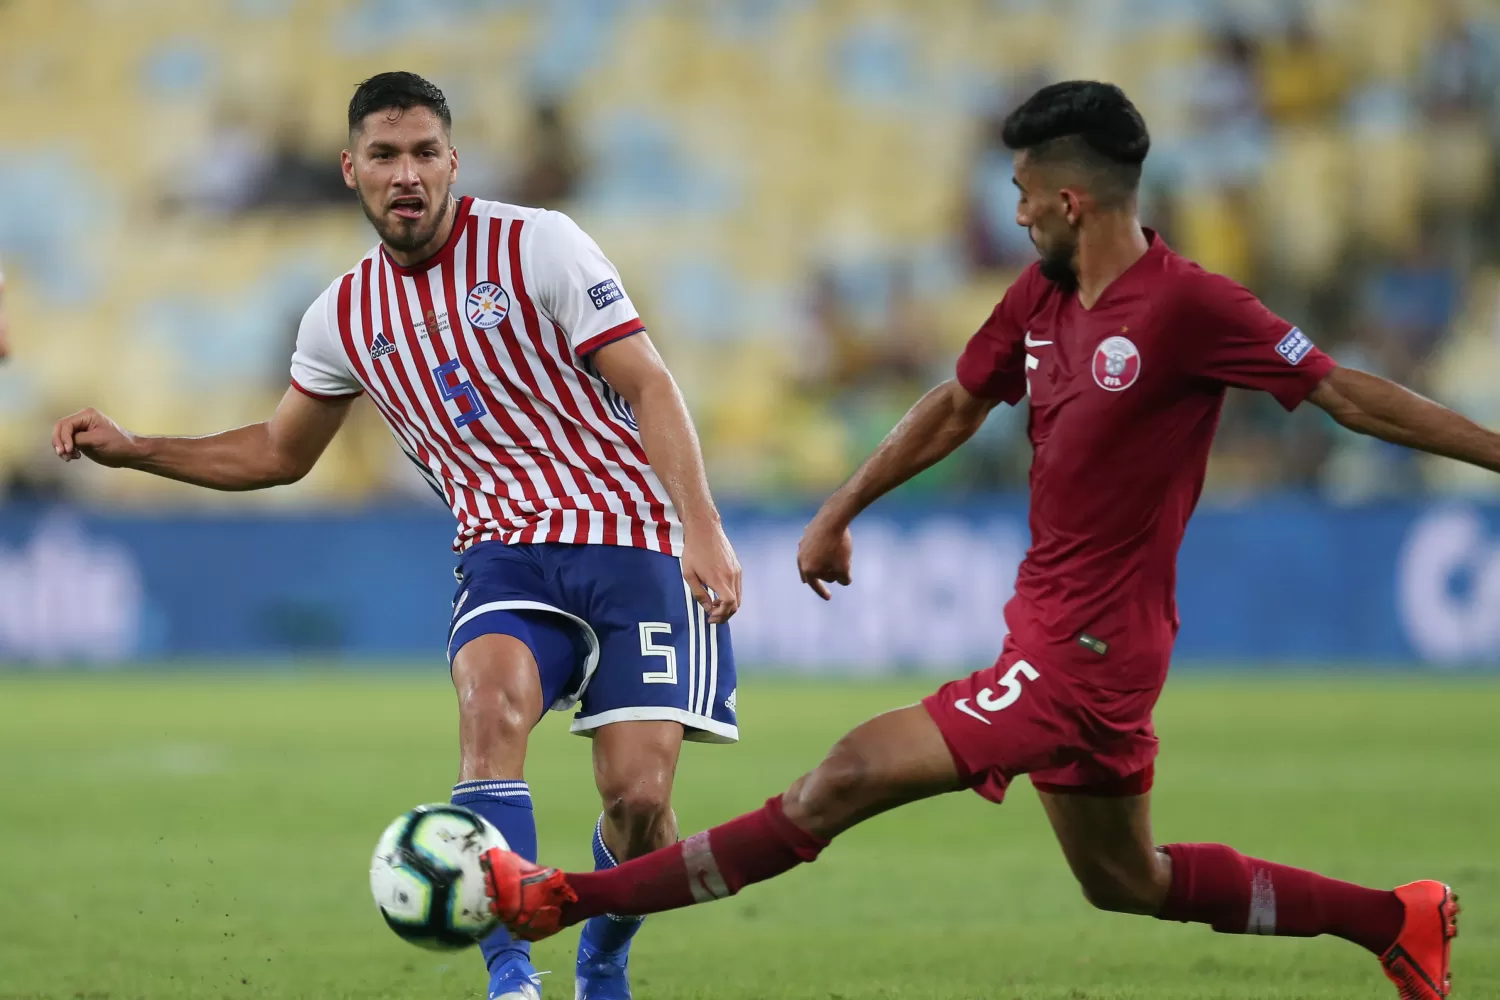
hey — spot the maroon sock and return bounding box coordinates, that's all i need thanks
[561,796,828,926]
[1158,843,1405,955]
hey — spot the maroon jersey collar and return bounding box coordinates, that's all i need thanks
[1140,227,1167,258]
[380,195,473,277]
[1076,226,1168,311]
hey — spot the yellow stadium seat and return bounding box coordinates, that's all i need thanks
[1349,132,1423,252]
[1256,129,1350,283]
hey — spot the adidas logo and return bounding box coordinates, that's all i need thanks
[370,332,396,359]
[723,688,737,715]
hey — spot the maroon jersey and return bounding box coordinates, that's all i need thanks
[956,231,1336,689]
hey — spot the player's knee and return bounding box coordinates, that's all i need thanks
[462,688,530,740]
[601,782,675,855]
[454,666,534,746]
[1076,868,1161,915]
[782,740,873,836]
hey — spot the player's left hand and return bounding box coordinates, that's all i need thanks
[797,512,853,601]
[681,522,742,624]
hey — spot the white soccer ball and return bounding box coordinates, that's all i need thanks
[369,803,508,950]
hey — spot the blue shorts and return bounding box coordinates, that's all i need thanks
[448,542,738,744]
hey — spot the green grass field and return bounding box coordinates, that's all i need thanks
[1,671,1496,1000]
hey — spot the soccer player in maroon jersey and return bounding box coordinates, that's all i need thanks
[482,81,1474,997]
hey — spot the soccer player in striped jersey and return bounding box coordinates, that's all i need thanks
[52,72,741,1000]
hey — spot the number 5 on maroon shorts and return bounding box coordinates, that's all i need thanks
[921,640,1159,803]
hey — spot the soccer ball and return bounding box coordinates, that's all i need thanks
[369,803,508,950]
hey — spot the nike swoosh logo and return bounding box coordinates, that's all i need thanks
[1024,332,1053,348]
[954,698,992,725]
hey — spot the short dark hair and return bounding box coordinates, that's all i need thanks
[348,71,452,135]
[1002,81,1149,207]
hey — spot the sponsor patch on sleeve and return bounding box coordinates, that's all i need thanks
[1275,327,1314,365]
[588,278,624,310]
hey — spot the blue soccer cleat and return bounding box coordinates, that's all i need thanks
[489,956,543,1000]
[574,933,632,1000]
[573,814,642,999]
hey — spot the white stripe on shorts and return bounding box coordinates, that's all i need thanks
[682,578,698,717]
[694,598,710,716]
[705,616,719,719]
[447,599,601,712]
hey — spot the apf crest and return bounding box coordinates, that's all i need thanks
[465,282,511,330]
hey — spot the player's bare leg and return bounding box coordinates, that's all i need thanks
[482,704,963,939]
[1037,788,1459,998]
[592,721,684,858]
[453,633,544,780]
[451,634,546,1000]
[1036,788,1169,914]
[779,703,962,837]
[575,720,685,1000]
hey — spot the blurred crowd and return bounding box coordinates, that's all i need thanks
[0,0,1497,506]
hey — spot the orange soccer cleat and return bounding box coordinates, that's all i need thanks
[479,847,577,942]
[1380,881,1460,999]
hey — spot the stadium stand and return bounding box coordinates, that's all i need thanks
[0,0,1495,503]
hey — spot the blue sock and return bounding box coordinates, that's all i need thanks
[578,813,645,958]
[452,780,538,978]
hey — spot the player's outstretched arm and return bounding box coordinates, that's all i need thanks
[799,379,999,599]
[591,333,741,623]
[1308,366,1500,474]
[52,386,355,490]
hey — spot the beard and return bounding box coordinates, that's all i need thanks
[356,180,453,256]
[1036,239,1078,291]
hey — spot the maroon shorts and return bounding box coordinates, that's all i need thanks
[922,639,1160,804]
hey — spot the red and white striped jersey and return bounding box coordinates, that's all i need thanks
[290,196,682,555]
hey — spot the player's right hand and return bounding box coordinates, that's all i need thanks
[682,521,743,624]
[52,408,142,467]
[797,514,854,601]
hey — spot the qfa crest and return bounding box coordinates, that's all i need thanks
[465,281,510,330]
[1092,335,1141,391]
